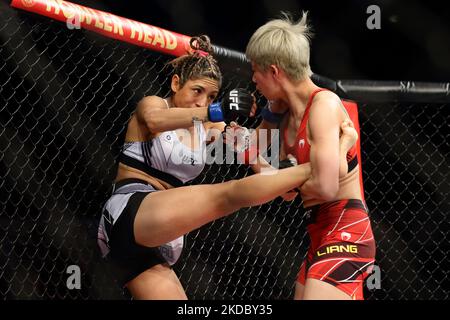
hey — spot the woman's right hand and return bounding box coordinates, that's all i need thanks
[223,121,252,153]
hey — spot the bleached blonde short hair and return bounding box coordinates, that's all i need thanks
[246,12,313,81]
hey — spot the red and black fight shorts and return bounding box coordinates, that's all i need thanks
[297,199,376,300]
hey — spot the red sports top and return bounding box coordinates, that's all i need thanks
[283,88,365,200]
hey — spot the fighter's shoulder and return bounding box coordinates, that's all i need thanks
[313,90,341,107]
[310,90,342,115]
[137,95,167,111]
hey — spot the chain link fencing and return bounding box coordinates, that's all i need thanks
[0,0,448,299]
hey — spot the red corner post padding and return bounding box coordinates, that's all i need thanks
[11,0,192,57]
[341,100,365,202]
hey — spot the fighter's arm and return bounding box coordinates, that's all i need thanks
[299,96,342,201]
[136,96,209,133]
[221,112,280,173]
[137,89,256,134]
[249,100,288,173]
[248,119,280,173]
[204,121,227,144]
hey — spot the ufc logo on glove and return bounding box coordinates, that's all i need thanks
[229,89,239,110]
[207,88,253,123]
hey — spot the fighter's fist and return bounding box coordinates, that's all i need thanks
[208,88,255,123]
[339,119,358,151]
[222,122,250,152]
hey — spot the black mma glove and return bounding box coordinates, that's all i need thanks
[278,155,299,193]
[208,88,254,123]
[278,157,297,169]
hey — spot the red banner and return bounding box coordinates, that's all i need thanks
[11,0,192,57]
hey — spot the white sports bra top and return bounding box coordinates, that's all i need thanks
[121,99,207,185]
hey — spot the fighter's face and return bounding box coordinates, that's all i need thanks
[172,76,219,108]
[251,62,278,100]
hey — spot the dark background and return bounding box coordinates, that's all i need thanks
[71,0,450,83]
[0,0,448,300]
